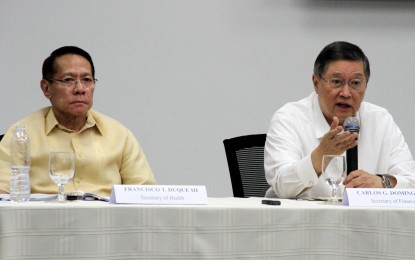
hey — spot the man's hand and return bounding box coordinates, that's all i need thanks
[312,116,358,175]
[344,170,383,188]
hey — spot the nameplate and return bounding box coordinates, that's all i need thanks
[109,185,208,205]
[342,188,415,207]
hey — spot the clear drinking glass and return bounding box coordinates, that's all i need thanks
[48,152,75,202]
[322,155,346,205]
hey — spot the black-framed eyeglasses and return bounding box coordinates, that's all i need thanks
[320,76,366,92]
[47,77,98,87]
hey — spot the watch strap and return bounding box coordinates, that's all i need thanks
[377,174,392,188]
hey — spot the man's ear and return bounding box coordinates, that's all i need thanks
[312,74,319,93]
[40,79,52,99]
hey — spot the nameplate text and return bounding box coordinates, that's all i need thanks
[109,185,208,205]
[343,188,415,207]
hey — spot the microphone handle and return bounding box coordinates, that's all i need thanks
[346,146,358,175]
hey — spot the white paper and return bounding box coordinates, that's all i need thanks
[0,193,57,201]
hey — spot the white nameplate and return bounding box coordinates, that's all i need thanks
[109,185,208,205]
[342,188,415,207]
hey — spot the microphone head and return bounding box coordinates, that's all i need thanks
[343,117,360,133]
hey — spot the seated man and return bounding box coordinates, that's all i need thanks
[265,41,415,199]
[0,46,156,197]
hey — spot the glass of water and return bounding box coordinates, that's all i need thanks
[48,152,75,202]
[322,155,346,205]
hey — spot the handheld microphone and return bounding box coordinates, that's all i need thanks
[343,117,360,175]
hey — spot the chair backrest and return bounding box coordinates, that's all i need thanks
[0,134,3,142]
[223,134,269,197]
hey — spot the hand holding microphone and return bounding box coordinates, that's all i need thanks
[312,116,358,175]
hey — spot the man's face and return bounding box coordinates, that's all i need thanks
[41,54,95,119]
[313,60,367,125]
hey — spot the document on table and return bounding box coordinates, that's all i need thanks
[0,194,57,201]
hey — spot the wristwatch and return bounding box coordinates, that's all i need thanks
[377,175,393,188]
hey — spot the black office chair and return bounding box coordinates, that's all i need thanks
[0,134,3,142]
[223,134,270,197]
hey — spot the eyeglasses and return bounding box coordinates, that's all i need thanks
[47,77,98,88]
[320,76,366,91]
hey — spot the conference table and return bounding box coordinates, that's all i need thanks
[0,197,414,259]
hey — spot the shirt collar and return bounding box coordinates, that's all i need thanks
[45,108,101,135]
[313,93,328,140]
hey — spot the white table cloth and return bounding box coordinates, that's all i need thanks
[1,197,414,259]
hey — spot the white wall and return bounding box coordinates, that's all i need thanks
[1,0,415,197]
